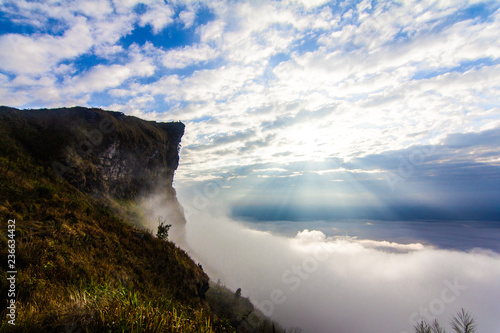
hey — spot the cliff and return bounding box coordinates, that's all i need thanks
[0,106,212,331]
[0,106,184,198]
[0,106,285,332]
[0,106,189,244]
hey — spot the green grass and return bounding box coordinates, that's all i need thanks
[2,280,215,333]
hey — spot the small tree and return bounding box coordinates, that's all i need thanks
[431,320,446,333]
[414,320,431,333]
[413,309,477,333]
[451,309,476,333]
[156,216,171,240]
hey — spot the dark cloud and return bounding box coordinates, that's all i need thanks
[185,129,255,151]
[444,127,500,148]
[262,106,336,131]
[239,134,276,153]
[211,129,255,145]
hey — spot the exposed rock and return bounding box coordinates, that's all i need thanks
[0,106,187,240]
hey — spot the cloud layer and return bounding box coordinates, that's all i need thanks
[183,208,500,333]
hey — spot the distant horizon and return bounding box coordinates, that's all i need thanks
[230,203,500,222]
[237,217,500,251]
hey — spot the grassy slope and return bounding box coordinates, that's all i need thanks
[0,107,287,333]
[0,126,227,332]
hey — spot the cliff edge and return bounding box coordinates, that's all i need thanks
[0,106,183,198]
[0,106,188,243]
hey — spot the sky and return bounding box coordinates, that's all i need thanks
[1,0,500,221]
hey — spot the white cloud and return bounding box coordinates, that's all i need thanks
[1,2,499,331]
[93,44,125,58]
[147,64,262,103]
[139,2,175,34]
[0,73,89,108]
[224,26,297,64]
[68,64,135,93]
[65,57,155,95]
[74,0,114,19]
[0,17,93,75]
[107,95,158,120]
[179,10,196,28]
[162,44,219,69]
[286,0,331,10]
[91,13,136,46]
[198,19,226,43]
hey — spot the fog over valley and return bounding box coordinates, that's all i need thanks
[177,201,500,333]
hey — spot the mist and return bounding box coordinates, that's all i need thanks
[174,199,500,333]
[138,187,188,249]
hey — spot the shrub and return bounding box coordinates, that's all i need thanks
[451,308,476,333]
[413,309,476,333]
[156,216,171,240]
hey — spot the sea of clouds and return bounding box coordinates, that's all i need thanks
[180,205,500,333]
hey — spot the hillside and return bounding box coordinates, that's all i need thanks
[0,106,284,332]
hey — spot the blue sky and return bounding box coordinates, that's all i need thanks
[1,0,500,221]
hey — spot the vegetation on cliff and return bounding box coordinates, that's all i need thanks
[0,107,284,332]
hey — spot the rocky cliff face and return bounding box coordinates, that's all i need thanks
[0,106,187,240]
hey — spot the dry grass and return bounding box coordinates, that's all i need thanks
[0,106,286,333]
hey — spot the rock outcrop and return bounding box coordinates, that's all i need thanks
[0,106,187,242]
